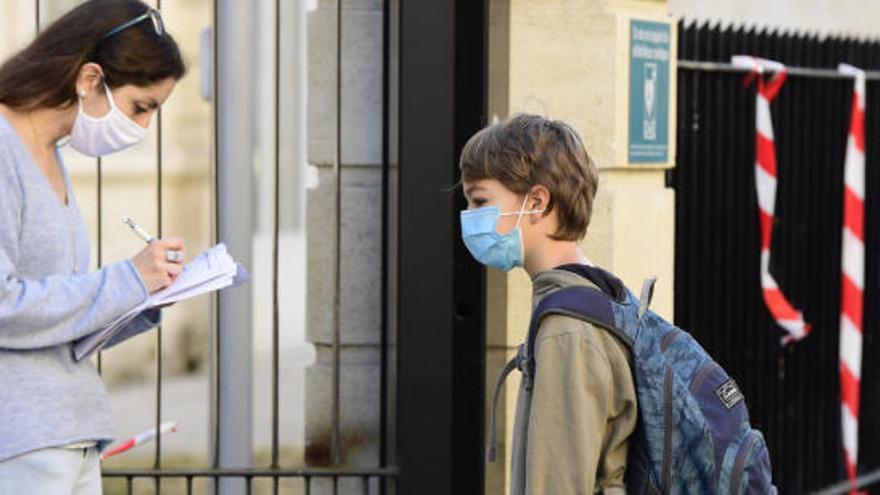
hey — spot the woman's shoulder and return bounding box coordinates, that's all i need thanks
[0,120,25,197]
[0,114,20,161]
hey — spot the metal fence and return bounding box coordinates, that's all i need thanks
[674,21,880,493]
[27,0,399,493]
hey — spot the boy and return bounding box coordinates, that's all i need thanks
[460,114,636,494]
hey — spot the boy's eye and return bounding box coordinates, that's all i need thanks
[472,198,487,207]
[134,104,148,115]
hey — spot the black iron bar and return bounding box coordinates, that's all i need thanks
[679,59,880,80]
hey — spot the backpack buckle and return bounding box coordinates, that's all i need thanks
[515,344,534,390]
[638,276,658,320]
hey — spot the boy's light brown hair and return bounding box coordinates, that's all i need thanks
[459,113,599,241]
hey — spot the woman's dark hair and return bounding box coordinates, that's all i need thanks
[0,0,186,111]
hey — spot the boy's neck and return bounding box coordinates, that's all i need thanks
[523,239,586,277]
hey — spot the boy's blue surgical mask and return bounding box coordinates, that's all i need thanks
[460,195,545,272]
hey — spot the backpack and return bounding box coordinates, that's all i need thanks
[488,274,776,494]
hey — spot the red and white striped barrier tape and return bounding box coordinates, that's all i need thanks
[101,421,179,461]
[838,63,866,495]
[733,55,811,345]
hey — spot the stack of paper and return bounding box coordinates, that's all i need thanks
[74,243,248,361]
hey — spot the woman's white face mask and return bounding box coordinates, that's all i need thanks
[69,83,147,157]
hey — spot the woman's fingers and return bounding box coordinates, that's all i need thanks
[132,238,186,294]
[156,237,185,252]
[167,262,183,282]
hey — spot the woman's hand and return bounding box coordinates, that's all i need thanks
[131,238,185,294]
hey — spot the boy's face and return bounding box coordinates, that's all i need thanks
[462,178,524,235]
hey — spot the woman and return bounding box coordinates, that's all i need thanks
[0,1,186,492]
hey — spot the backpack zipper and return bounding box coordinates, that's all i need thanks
[661,365,673,494]
[730,431,759,494]
[660,328,682,352]
[689,361,721,395]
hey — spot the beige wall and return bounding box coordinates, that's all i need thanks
[486,0,675,492]
[305,0,385,480]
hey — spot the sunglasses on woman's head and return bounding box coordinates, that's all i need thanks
[101,8,164,40]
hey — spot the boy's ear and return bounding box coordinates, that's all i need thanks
[528,185,551,213]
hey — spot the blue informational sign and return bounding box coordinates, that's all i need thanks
[629,19,670,163]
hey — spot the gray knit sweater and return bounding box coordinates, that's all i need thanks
[0,114,160,462]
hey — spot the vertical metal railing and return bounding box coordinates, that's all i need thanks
[96,154,103,376]
[214,0,256,492]
[331,0,344,472]
[154,1,165,490]
[211,0,221,479]
[379,0,391,479]
[270,1,282,495]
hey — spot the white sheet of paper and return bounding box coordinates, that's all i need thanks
[73,243,246,361]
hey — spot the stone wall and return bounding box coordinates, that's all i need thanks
[304,0,385,484]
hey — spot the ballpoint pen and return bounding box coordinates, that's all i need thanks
[122,216,183,263]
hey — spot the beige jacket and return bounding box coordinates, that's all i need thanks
[510,269,638,495]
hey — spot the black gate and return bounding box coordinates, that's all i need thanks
[674,23,880,493]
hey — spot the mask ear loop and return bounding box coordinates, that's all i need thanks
[514,194,530,229]
[102,83,122,113]
[77,83,121,123]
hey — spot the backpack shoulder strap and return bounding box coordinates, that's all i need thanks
[487,344,525,462]
[525,286,635,388]
[488,283,643,463]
